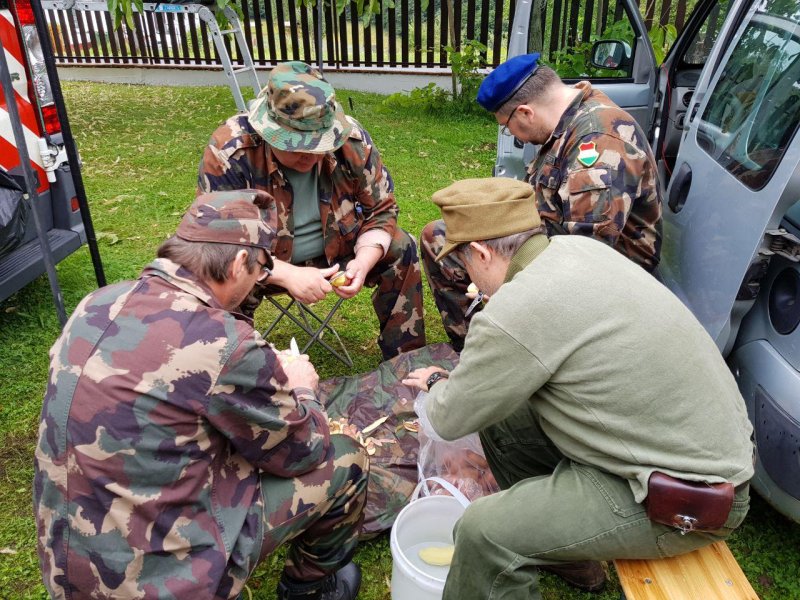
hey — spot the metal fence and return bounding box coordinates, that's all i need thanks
[46,0,695,70]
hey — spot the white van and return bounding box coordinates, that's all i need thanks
[1,0,88,305]
[499,0,800,523]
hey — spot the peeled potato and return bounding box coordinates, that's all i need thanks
[418,545,455,566]
[330,271,348,287]
[467,283,479,295]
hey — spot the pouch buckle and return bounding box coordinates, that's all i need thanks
[675,514,697,535]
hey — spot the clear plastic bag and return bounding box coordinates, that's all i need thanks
[414,392,500,501]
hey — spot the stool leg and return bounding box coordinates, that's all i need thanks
[297,299,353,368]
[262,296,354,368]
[263,296,297,337]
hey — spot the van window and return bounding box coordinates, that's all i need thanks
[530,2,638,79]
[696,0,800,190]
[682,0,733,66]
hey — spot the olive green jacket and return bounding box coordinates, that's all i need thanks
[427,235,754,501]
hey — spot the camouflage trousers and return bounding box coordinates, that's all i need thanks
[420,219,479,351]
[254,227,426,361]
[365,227,426,360]
[259,434,369,583]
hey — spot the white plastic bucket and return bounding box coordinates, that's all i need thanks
[390,477,471,600]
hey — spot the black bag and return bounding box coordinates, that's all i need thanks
[0,170,29,259]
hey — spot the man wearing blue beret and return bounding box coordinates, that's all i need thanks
[420,53,663,351]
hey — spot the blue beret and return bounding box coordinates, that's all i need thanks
[477,53,541,112]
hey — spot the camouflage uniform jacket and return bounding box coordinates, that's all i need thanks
[34,259,330,599]
[198,114,398,265]
[526,81,662,272]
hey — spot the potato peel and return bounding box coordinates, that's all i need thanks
[402,420,420,433]
[361,416,389,435]
[327,416,396,456]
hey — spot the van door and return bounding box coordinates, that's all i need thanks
[660,0,800,355]
[497,0,658,177]
[652,0,736,189]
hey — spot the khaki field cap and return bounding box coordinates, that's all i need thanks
[177,190,278,268]
[247,61,353,153]
[432,177,541,261]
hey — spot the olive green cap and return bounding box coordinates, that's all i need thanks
[432,177,542,261]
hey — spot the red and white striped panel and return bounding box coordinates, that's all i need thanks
[0,8,48,192]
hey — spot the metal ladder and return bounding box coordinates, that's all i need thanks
[40,1,261,112]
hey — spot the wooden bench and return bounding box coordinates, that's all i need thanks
[614,541,759,599]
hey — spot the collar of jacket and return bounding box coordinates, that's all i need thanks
[504,233,550,283]
[141,258,254,324]
[264,143,338,187]
[542,80,594,147]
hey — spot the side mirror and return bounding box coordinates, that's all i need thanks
[590,40,632,71]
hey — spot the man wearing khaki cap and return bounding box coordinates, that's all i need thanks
[34,190,368,600]
[198,61,425,361]
[404,178,753,599]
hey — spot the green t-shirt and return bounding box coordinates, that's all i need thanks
[285,168,325,264]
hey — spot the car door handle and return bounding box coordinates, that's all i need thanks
[668,162,692,213]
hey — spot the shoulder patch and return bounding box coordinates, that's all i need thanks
[577,141,599,167]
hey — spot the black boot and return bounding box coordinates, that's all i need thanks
[276,562,361,600]
[539,560,606,592]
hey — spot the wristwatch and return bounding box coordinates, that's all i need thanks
[426,371,448,390]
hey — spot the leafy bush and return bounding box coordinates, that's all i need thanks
[549,18,679,78]
[384,40,491,116]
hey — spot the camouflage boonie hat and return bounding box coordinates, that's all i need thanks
[177,190,277,266]
[248,61,353,154]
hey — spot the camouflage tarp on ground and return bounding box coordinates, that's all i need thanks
[319,342,459,538]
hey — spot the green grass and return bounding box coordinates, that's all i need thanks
[0,82,799,599]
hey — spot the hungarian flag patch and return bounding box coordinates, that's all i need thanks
[577,141,599,167]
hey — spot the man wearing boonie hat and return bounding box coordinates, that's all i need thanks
[34,190,368,600]
[404,178,753,599]
[198,61,425,361]
[419,53,662,351]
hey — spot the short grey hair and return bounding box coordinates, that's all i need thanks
[497,64,561,116]
[157,235,260,283]
[456,228,544,261]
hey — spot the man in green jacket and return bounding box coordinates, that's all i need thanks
[403,177,754,599]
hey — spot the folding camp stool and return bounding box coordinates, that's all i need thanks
[263,295,353,368]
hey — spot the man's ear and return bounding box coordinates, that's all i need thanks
[469,241,492,264]
[516,103,535,123]
[231,249,250,278]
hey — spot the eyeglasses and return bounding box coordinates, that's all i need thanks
[255,256,273,282]
[500,105,521,136]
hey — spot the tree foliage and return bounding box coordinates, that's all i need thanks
[108,0,398,30]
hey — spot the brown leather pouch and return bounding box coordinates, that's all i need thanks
[645,471,734,533]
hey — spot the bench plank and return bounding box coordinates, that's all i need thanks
[614,541,759,600]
